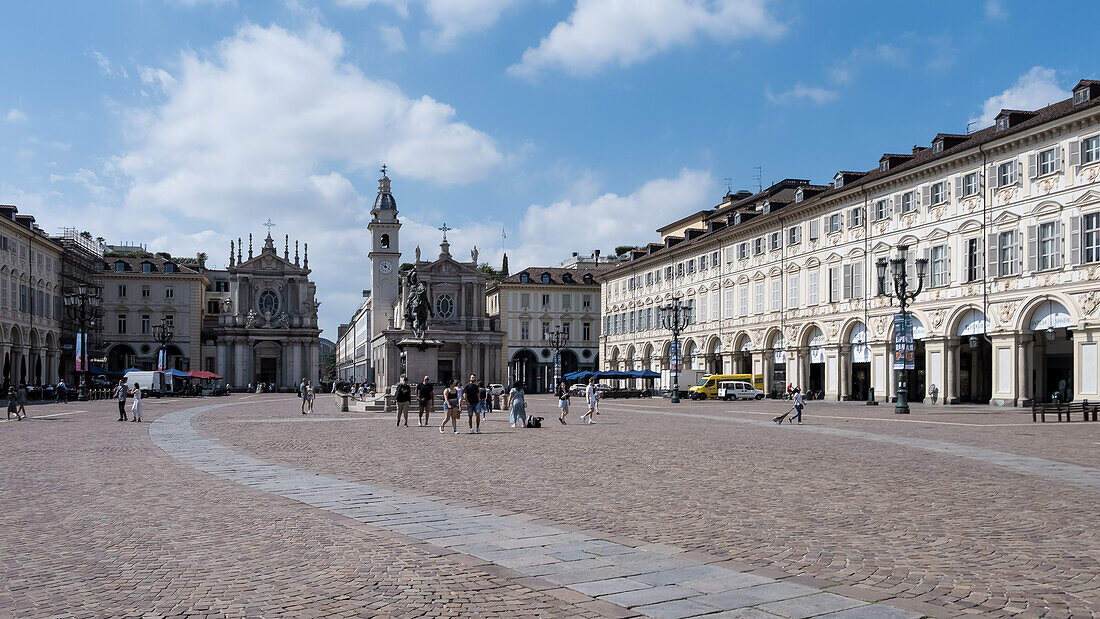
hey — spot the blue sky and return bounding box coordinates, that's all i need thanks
[2,0,1098,337]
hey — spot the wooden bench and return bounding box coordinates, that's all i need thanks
[1031,399,1099,422]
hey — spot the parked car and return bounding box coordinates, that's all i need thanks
[717,380,765,401]
[568,383,611,398]
[488,383,506,397]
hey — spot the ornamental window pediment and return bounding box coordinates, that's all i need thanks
[992,211,1021,226]
[955,219,983,234]
[1029,200,1063,217]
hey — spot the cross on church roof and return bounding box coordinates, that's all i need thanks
[380,164,387,177]
[262,218,276,236]
[438,222,451,242]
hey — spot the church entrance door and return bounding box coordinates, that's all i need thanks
[258,358,278,386]
[437,360,454,386]
[253,341,283,389]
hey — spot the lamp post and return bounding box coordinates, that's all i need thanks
[659,296,692,403]
[547,327,566,392]
[876,245,928,415]
[63,283,102,401]
[152,317,174,373]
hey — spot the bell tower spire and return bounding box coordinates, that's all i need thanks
[368,164,401,340]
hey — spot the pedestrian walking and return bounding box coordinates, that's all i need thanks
[556,381,570,424]
[56,379,68,404]
[929,384,939,404]
[6,386,21,420]
[580,378,596,424]
[395,376,412,426]
[792,388,804,424]
[299,377,308,414]
[130,383,143,422]
[462,374,481,434]
[304,380,315,414]
[508,380,527,428]
[477,381,488,419]
[416,375,433,426]
[16,384,27,420]
[114,379,128,421]
[439,380,460,434]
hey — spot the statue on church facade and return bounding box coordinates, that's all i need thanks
[471,245,479,263]
[403,268,433,339]
[415,245,421,262]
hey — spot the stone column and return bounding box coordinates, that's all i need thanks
[839,345,851,401]
[945,338,958,404]
[1016,336,1030,407]
[235,339,248,388]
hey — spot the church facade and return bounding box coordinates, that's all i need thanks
[366,170,504,389]
[203,231,321,390]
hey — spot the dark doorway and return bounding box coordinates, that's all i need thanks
[560,350,580,379]
[958,339,991,404]
[1042,354,1074,403]
[511,350,537,391]
[771,364,786,398]
[437,359,454,387]
[258,358,278,386]
[809,363,824,399]
[850,362,870,401]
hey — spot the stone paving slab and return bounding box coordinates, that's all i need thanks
[152,402,922,618]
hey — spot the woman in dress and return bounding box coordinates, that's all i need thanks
[556,381,570,424]
[508,380,527,428]
[439,380,460,434]
[304,380,315,414]
[130,383,143,422]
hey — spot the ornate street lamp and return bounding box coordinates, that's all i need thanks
[877,245,928,414]
[152,317,174,372]
[63,283,102,401]
[547,327,566,391]
[658,295,692,403]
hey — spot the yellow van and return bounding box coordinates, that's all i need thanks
[688,374,764,399]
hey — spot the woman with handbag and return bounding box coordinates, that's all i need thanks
[508,381,527,428]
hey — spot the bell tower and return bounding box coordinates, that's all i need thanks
[368,166,401,338]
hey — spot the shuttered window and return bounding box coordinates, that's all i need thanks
[1083,213,1100,263]
[931,245,950,287]
[998,230,1019,276]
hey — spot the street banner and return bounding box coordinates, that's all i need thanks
[75,332,85,372]
[670,341,682,369]
[893,313,915,370]
[157,348,167,372]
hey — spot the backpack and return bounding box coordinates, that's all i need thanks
[525,416,543,428]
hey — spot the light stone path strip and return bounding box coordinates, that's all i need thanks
[152,404,924,619]
[605,403,1100,490]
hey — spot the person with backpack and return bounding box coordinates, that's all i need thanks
[395,376,412,427]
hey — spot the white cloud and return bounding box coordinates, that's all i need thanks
[508,0,781,79]
[379,24,407,53]
[764,83,838,105]
[4,109,27,122]
[984,0,1007,19]
[513,168,714,267]
[90,49,129,79]
[97,22,504,336]
[337,0,521,47]
[973,66,1068,128]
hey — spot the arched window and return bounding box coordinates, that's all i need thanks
[380,234,390,249]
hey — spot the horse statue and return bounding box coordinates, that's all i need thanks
[404,268,433,339]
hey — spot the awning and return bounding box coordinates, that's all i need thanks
[165,368,191,378]
[188,370,223,380]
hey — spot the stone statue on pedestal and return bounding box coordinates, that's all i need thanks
[403,268,433,340]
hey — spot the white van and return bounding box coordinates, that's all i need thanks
[717,380,764,401]
[122,370,168,395]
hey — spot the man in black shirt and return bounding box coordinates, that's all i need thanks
[462,373,481,434]
[395,376,412,427]
[416,375,434,427]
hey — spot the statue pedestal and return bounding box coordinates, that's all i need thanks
[397,338,445,383]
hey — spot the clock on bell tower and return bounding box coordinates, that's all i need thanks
[368,166,401,337]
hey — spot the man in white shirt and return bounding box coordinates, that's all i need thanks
[581,378,597,425]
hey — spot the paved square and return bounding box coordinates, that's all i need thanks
[1,393,1097,618]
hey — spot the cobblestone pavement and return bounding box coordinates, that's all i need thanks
[2,395,1097,618]
[0,397,614,618]
[192,394,1099,618]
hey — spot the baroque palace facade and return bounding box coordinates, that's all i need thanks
[601,79,1100,407]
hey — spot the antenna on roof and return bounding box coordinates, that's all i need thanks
[752,166,763,193]
[722,177,732,195]
[966,119,979,134]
